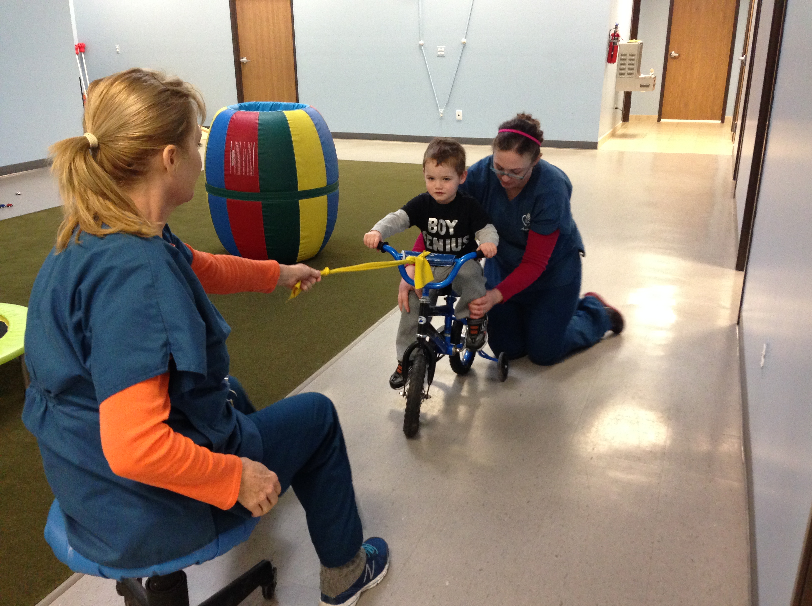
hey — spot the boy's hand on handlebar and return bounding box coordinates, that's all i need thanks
[363,231,382,249]
[278,263,321,291]
[238,457,282,517]
[477,243,497,258]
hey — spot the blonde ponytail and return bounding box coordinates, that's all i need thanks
[50,68,205,252]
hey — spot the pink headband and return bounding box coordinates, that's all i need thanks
[498,129,542,147]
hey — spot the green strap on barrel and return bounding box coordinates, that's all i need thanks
[204,180,339,202]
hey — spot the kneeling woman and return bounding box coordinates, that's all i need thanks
[405,113,623,364]
[23,68,387,606]
[466,114,624,364]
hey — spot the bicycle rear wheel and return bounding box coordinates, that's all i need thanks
[404,348,427,438]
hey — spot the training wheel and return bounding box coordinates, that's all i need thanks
[497,352,508,382]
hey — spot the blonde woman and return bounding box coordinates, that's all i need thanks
[23,68,388,606]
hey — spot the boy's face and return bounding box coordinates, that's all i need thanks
[423,160,467,204]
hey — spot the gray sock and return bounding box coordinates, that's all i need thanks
[320,548,366,598]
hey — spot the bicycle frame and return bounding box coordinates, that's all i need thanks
[379,243,498,391]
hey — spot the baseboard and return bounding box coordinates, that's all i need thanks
[597,122,624,149]
[0,159,50,177]
[737,318,758,605]
[332,132,598,150]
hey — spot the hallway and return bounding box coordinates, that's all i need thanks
[43,123,750,605]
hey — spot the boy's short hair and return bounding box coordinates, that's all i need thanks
[423,137,466,176]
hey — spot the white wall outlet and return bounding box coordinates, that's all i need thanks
[456,110,462,121]
[437,46,445,57]
[115,44,121,54]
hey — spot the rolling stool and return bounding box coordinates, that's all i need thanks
[0,303,29,388]
[44,500,276,605]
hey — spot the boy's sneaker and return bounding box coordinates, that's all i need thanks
[583,292,624,334]
[320,538,390,606]
[465,317,487,350]
[389,362,405,390]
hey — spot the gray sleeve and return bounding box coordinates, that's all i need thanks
[371,209,411,240]
[475,223,499,246]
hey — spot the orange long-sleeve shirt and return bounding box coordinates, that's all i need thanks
[187,245,280,294]
[98,246,279,508]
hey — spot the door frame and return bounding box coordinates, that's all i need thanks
[621,0,642,123]
[228,0,299,105]
[734,0,788,275]
[656,0,741,123]
[730,0,757,139]
[733,0,762,182]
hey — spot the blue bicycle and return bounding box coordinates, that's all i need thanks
[378,243,509,438]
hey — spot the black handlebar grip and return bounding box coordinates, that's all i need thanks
[476,250,486,260]
[377,240,389,252]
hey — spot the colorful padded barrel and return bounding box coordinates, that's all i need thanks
[205,102,339,263]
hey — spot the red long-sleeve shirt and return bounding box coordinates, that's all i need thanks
[414,230,559,302]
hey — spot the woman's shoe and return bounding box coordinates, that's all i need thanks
[584,292,624,334]
[320,538,390,606]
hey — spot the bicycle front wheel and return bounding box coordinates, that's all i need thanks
[403,348,428,438]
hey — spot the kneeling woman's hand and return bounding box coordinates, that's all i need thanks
[238,457,282,517]
[469,288,503,319]
[278,263,321,292]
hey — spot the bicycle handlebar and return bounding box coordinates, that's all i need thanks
[376,241,484,289]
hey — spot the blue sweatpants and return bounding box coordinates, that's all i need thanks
[487,261,612,365]
[227,378,363,568]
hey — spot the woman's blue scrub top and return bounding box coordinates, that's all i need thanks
[461,156,584,291]
[22,226,262,569]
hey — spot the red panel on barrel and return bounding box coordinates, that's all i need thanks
[223,111,260,193]
[227,199,268,260]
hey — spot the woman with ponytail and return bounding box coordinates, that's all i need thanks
[405,113,623,365]
[24,68,388,605]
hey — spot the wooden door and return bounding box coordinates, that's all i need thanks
[232,0,298,103]
[660,0,739,120]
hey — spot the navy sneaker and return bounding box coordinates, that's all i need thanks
[584,292,624,334]
[320,538,390,606]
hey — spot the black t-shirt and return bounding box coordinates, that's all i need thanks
[402,192,491,256]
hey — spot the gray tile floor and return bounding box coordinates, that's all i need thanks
[43,136,749,605]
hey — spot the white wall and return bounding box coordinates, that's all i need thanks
[60,0,617,145]
[0,0,83,167]
[293,0,612,145]
[70,0,238,125]
[598,0,634,140]
[739,1,812,603]
[630,0,669,116]
[631,0,748,118]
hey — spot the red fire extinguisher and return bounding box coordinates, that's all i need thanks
[607,23,620,64]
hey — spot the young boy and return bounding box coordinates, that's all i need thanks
[363,137,498,389]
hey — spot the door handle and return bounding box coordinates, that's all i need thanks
[240,57,250,64]
[669,51,679,58]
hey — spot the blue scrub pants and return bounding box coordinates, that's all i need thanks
[487,260,612,365]
[227,378,363,568]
